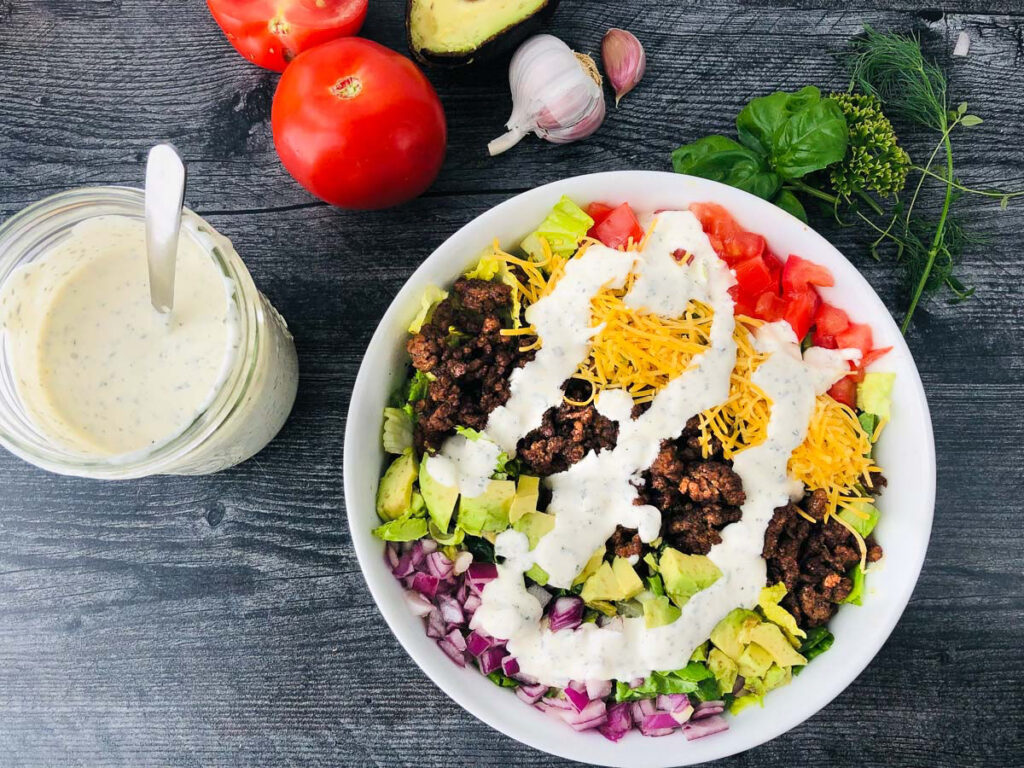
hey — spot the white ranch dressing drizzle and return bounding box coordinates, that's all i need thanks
[423,434,502,498]
[476,322,837,685]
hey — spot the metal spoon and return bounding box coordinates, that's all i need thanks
[144,143,187,314]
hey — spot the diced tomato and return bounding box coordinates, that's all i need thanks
[782,288,820,340]
[689,202,765,264]
[827,376,857,408]
[860,346,893,369]
[763,251,783,294]
[733,256,775,298]
[589,203,643,250]
[847,360,866,383]
[812,330,837,348]
[729,285,759,318]
[835,321,874,359]
[814,302,850,336]
[586,202,615,228]
[754,292,787,322]
[782,254,834,296]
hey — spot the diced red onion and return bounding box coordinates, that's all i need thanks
[453,550,473,575]
[426,608,446,639]
[537,696,573,712]
[548,596,584,632]
[466,562,498,593]
[526,583,552,610]
[567,680,587,693]
[445,628,467,653]
[513,670,539,685]
[629,698,655,726]
[692,705,724,720]
[501,656,519,677]
[695,699,725,712]
[463,593,482,616]
[436,594,465,625]
[586,679,612,700]
[642,713,682,732]
[672,704,694,724]
[455,577,470,604]
[629,676,645,689]
[437,638,466,667]
[465,630,493,657]
[393,551,416,579]
[564,686,590,712]
[598,701,633,742]
[682,714,729,740]
[656,693,689,713]
[410,572,440,598]
[478,645,506,675]
[425,551,454,579]
[420,538,438,554]
[385,543,400,569]
[409,541,426,568]
[558,698,607,731]
[403,590,434,618]
[516,683,548,704]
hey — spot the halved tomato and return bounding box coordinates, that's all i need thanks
[207,0,368,72]
[589,203,643,250]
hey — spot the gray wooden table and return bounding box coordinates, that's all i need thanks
[1,1,1022,766]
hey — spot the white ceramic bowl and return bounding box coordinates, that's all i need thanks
[344,171,935,766]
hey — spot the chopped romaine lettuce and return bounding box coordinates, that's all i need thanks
[520,195,594,263]
[373,514,428,542]
[408,285,448,334]
[838,500,880,538]
[857,372,895,419]
[845,563,865,605]
[382,407,413,454]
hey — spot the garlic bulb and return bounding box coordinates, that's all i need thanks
[488,34,606,156]
[602,28,646,106]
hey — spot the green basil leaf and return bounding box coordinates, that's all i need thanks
[736,86,822,155]
[772,189,808,223]
[773,98,849,179]
[671,135,780,200]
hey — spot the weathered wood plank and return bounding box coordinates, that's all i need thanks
[0,0,1022,766]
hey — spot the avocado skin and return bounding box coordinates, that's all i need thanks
[406,0,560,68]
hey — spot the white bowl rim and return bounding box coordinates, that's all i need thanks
[343,170,936,767]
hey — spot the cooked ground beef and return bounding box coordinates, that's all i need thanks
[608,525,643,559]
[408,277,535,452]
[635,417,746,555]
[516,380,619,476]
[762,489,884,628]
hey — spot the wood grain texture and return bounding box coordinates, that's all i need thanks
[0,1,1022,766]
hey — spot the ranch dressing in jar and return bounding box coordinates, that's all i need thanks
[0,187,298,478]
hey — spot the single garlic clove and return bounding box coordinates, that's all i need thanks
[602,28,646,106]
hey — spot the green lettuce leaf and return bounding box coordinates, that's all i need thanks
[520,196,594,263]
[408,285,448,334]
[382,407,413,455]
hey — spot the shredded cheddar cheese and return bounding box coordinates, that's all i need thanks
[491,236,878,521]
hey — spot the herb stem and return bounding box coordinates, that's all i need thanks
[901,129,956,333]
[785,179,839,206]
[910,165,1024,200]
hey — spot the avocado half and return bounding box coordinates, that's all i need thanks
[407,0,559,67]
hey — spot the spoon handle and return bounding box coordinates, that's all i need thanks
[144,144,186,314]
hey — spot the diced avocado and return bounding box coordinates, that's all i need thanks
[845,563,866,605]
[581,558,643,603]
[573,547,606,586]
[407,0,558,67]
[512,511,555,549]
[612,557,644,599]
[758,584,806,641]
[637,593,681,628]
[525,563,549,585]
[690,641,710,663]
[458,479,516,535]
[588,600,618,617]
[376,451,419,521]
[520,196,595,262]
[419,458,459,532]
[707,648,738,696]
[857,372,895,419]
[763,663,792,691]
[747,623,808,668]
[710,608,761,662]
[509,475,540,523]
[729,694,763,714]
[660,548,722,609]
[737,642,774,679]
[838,501,880,538]
[429,520,465,546]
[643,552,660,573]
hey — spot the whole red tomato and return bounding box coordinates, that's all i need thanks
[207,0,367,72]
[272,38,447,210]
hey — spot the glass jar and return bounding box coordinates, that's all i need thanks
[0,186,299,478]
